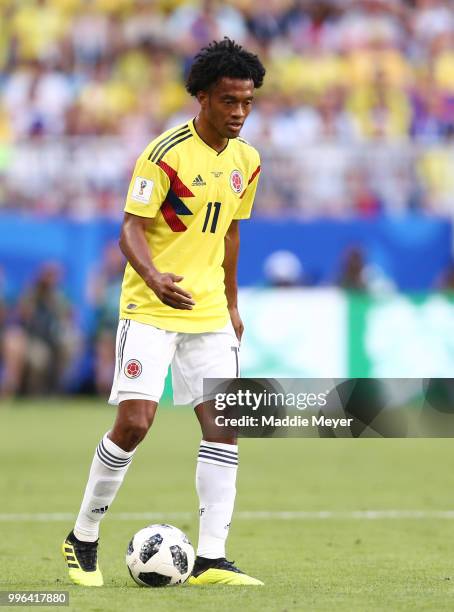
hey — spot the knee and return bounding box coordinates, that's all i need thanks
[112,415,154,451]
[111,400,157,451]
[123,417,151,449]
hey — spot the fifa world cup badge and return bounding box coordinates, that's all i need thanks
[139,179,147,196]
[131,176,154,203]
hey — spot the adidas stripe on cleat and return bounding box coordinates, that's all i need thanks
[187,556,264,586]
[62,531,103,587]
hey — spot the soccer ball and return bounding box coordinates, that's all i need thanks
[126,524,195,587]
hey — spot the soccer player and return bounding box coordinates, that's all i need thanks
[62,38,265,587]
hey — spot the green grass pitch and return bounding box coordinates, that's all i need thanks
[1,399,454,611]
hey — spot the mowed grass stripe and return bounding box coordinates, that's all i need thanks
[3,510,454,521]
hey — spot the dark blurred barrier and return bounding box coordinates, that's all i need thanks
[237,215,452,291]
[0,214,119,331]
[0,213,450,324]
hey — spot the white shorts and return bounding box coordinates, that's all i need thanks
[108,319,240,407]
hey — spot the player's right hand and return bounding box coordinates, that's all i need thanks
[146,272,195,310]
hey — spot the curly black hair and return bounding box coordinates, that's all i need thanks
[185,37,266,95]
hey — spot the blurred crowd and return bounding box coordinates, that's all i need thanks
[0,0,453,217]
[0,263,81,396]
[0,245,124,397]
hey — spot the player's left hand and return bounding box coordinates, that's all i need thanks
[229,306,244,343]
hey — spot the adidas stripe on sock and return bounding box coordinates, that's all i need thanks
[196,440,238,558]
[74,433,135,541]
[197,441,238,467]
[96,435,133,470]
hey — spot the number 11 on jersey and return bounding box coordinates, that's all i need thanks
[202,201,222,233]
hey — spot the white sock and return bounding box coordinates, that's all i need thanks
[74,432,135,542]
[196,440,238,559]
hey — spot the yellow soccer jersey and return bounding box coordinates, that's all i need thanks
[120,119,261,333]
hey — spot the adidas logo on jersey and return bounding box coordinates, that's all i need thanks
[192,174,206,186]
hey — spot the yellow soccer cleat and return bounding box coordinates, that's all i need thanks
[62,531,103,587]
[187,557,264,586]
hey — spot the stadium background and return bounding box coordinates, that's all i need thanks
[1,0,454,396]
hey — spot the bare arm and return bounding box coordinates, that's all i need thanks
[223,219,244,341]
[119,212,195,310]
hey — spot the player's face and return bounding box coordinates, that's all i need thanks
[200,77,254,139]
